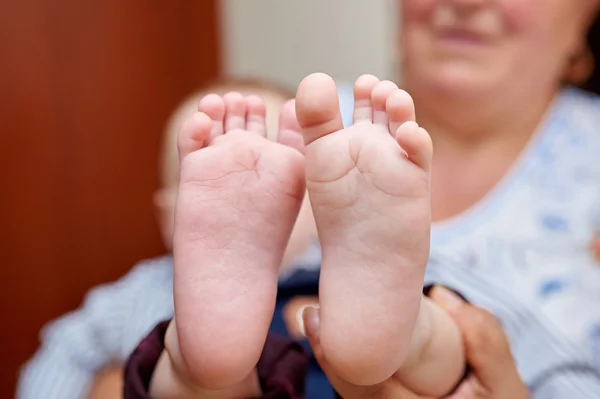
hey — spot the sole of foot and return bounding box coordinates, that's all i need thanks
[172,92,306,389]
[296,73,432,386]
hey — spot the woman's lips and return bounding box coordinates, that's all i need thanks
[436,27,491,48]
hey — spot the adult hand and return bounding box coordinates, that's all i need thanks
[89,366,124,399]
[301,286,529,399]
[592,234,600,262]
[432,287,530,399]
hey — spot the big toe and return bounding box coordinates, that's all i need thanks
[296,73,344,146]
[178,111,213,159]
[277,99,305,153]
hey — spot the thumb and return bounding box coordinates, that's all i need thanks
[298,304,321,344]
[430,287,517,389]
[298,306,422,399]
[297,306,361,397]
[297,305,345,389]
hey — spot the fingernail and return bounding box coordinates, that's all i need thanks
[431,286,464,311]
[296,304,320,338]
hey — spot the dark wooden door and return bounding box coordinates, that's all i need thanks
[0,1,220,396]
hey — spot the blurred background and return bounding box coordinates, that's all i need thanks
[0,0,398,396]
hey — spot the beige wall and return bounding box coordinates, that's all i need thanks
[220,0,399,90]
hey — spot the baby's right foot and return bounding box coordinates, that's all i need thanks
[170,93,305,389]
[296,74,433,386]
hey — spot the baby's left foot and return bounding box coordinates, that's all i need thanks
[172,93,305,389]
[296,73,432,385]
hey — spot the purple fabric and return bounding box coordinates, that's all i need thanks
[123,321,169,399]
[123,321,308,399]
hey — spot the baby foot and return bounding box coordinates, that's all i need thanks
[296,73,432,385]
[172,93,305,388]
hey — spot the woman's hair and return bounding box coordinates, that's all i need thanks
[583,15,600,94]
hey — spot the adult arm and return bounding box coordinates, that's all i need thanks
[16,258,173,399]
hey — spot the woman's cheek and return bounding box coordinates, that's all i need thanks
[401,0,436,24]
[496,0,549,33]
